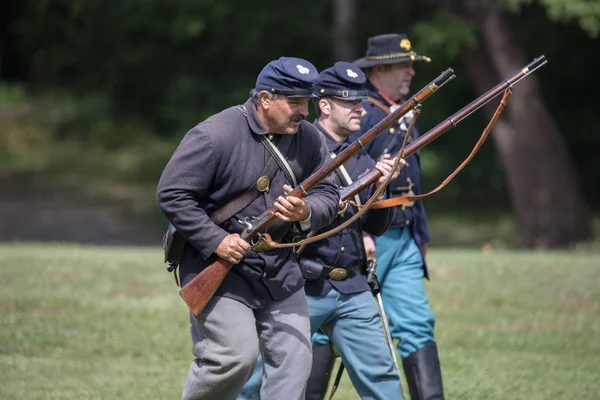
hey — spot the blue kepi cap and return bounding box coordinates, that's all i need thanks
[315,61,368,100]
[256,57,319,98]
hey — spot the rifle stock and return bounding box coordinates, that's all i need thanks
[179,259,233,316]
[340,55,547,201]
[180,68,455,316]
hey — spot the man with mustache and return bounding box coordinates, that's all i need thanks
[238,62,404,400]
[157,57,340,400]
[351,33,445,399]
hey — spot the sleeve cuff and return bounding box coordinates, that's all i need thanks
[299,205,312,231]
[200,229,229,260]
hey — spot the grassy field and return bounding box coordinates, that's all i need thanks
[1,244,599,399]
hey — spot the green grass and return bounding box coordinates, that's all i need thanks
[1,244,599,399]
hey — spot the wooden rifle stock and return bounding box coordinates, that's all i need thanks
[340,55,548,201]
[180,68,455,317]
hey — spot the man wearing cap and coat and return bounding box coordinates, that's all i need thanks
[238,62,405,400]
[157,57,339,400]
[351,33,445,400]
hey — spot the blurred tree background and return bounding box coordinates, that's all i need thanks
[1,0,599,248]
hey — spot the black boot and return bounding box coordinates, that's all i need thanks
[305,344,335,400]
[402,342,445,400]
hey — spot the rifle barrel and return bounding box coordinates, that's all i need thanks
[340,55,547,201]
[241,68,455,240]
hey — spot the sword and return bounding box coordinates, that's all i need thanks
[366,258,405,400]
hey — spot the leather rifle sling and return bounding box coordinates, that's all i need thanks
[330,153,373,274]
[295,153,360,256]
[368,89,513,209]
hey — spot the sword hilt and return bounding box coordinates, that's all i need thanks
[366,258,377,283]
[366,258,380,296]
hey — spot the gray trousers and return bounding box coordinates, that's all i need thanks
[182,290,313,400]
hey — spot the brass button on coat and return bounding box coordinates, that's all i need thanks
[256,176,270,192]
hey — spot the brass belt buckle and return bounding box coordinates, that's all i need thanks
[329,268,348,281]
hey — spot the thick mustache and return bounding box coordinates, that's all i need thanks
[290,114,305,122]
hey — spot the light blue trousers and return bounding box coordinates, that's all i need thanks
[375,227,436,358]
[238,289,402,400]
[296,228,436,359]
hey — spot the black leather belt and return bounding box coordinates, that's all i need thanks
[300,259,356,281]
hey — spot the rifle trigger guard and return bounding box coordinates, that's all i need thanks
[251,233,274,253]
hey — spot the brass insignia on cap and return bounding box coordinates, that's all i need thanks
[400,38,412,51]
[256,176,270,192]
[329,268,348,280]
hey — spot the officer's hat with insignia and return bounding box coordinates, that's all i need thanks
[314,61,368,101]
[255,57,319,98]
[354,33,431,69]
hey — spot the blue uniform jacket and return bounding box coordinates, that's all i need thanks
[350,81,431,272]
[157,99,340,309]
[303,122,393,297]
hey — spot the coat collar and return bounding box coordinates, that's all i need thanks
[243,98,269,135]
[313,120,351,154]
[365,80,403,106]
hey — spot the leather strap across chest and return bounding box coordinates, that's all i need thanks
[366,96,419,161]
[330,152,361,206]
[209,105,298,225]
[209,156,280,225]
[367,96,391,114]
